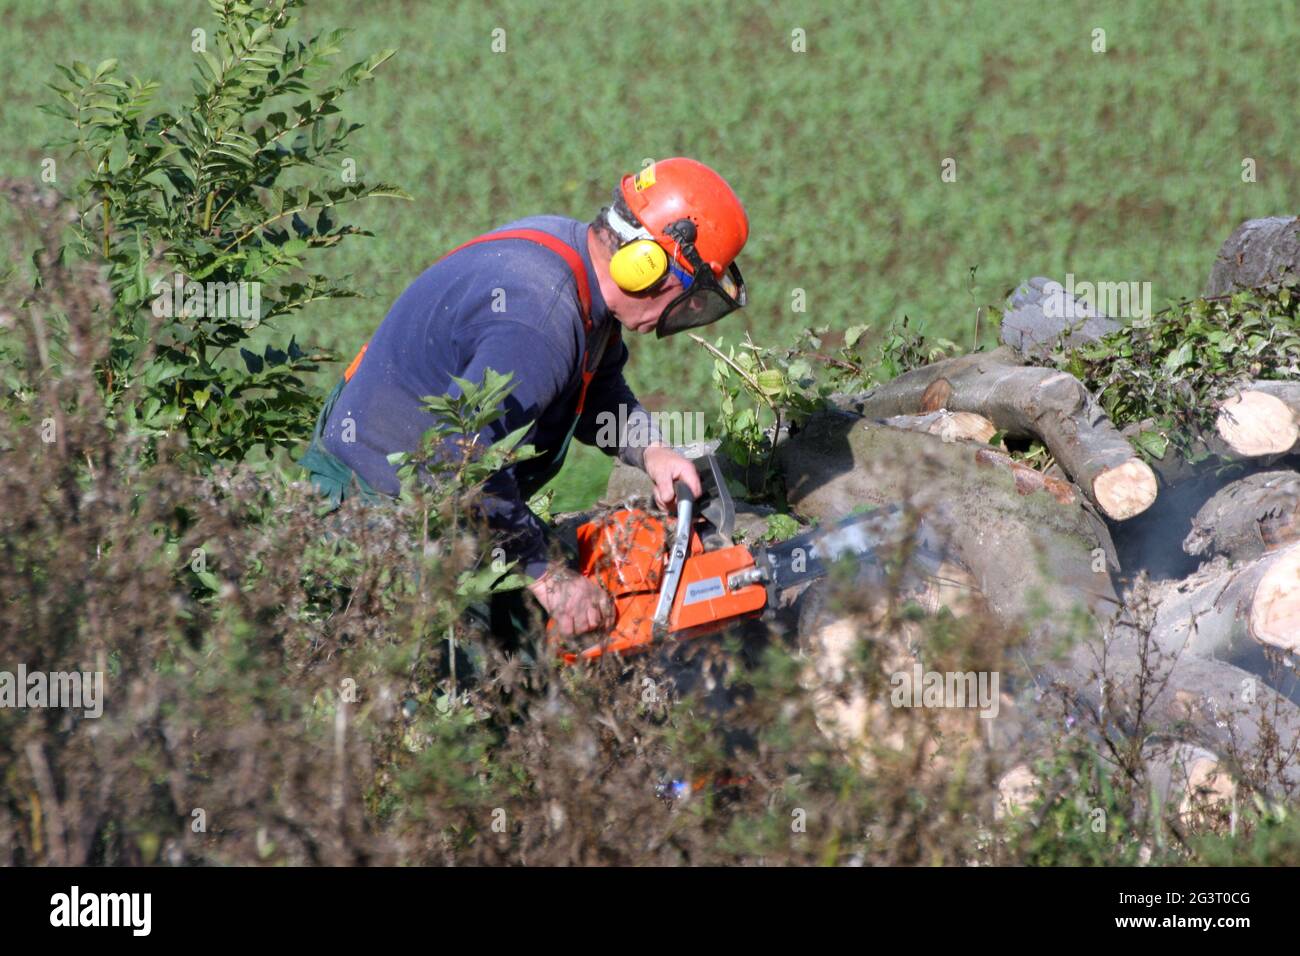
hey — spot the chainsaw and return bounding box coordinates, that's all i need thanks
[554,453,951,664]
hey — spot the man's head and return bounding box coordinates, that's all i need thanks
[587,158,749,337]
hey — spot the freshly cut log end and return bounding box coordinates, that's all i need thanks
[1215,391,1300,457]
[937,411,997,444]
[1251,546,1300,653]
[1151,542,1300,670]
[919,378,953,413]
[1144,742,1237,823]
[1091,459,1159,521]
[1180,754,1236,817]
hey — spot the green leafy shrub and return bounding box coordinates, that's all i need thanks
[690,318,960,496]
[691,331,818,490]
[388,369,539,603]
[1056,287,1300,461]
[41,0,408,463]
[783,317,963,395]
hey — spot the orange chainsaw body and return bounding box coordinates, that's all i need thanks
[557,508,768,663]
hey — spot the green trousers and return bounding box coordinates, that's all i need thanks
[297,378,386,509]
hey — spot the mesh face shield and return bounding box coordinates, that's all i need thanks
[652,217,746,338]
[654,260,746,338]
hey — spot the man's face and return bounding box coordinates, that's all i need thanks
[615,272,690,334]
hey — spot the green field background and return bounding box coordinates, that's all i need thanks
[2,0,1295,506]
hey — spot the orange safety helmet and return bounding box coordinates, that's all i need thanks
[606,158,750,336]
[619,157,749,278]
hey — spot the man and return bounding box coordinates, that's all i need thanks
[299,157,749,639]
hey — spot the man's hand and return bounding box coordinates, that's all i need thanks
[643,445,702,511]
[528,564,615,638]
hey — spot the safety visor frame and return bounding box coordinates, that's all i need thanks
[653,230,747,338]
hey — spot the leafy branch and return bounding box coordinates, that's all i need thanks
[388,368,540,602]
[1056,286,1300,461]
[41,0,411,462]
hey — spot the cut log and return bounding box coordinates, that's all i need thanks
[1206,216,1300,297]
[1050,625,1300,796]
[1142,742,1237,825]
[777,409,1123,639]
[878,409,998,445]
[778,410,1300,793]
[1184,470,1300,561]
[1000,275,1122,362]
[1094,461,1160,521]
[835,347,1158,520]
[1214,381,1300,457]
[994,763,1041,820]
[1149,543,1300,665]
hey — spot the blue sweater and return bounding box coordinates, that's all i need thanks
[320,215,657,579]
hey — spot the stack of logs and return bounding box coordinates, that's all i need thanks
[605,216,1300,807]
[778,216,1300,805]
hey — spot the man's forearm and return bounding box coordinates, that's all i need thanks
[476,468,554,581]
[616,402,664,471]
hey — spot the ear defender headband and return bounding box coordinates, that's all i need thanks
[605,196,672,293]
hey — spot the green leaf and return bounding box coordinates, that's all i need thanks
[1163,341,1195,372]
[756,369,785,396]
[493,423,536,458]
[762,513,801,542]
[142,358,191,387]
[1131,429,1169,460]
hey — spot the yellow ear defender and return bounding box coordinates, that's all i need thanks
[609,238,669,293]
